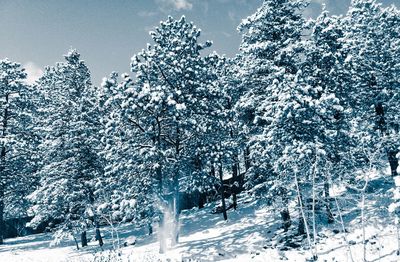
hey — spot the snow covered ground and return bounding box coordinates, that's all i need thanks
[1,176,400,262]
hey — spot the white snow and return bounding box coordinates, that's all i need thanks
[1,181,400,262]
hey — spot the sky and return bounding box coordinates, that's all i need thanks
[0,0,399,85]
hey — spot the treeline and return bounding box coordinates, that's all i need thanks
[0,0,399,253]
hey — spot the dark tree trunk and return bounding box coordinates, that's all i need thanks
[198,192,205,209]
[0,188,4,244]
[81,231,88,247]
[148,223,153,235]
[324,181,334,224]
[244,146,251,172]
[94,221,103,247]
[297,191,305,235]
[280,187,291,232]
[232,155,238,210]
[156,166,163,193]
[219,162,228,221]
[388,150,399,177]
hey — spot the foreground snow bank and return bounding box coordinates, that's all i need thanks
[1,186,400,261]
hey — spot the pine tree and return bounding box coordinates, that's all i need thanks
[0,59,36,244]
[113,16,219,249]
[29,50,104,246]
[236,0,308,232]
[342,0,400,177]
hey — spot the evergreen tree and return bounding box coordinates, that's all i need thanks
[342,0,400,177]
[29,50,104,246]
[0,59,35,244]
[236,0,308,231]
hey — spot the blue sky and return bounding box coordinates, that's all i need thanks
[0,0,399,85]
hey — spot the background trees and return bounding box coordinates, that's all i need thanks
[0,1,399,258]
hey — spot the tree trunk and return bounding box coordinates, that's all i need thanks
[244,146,251,172]
[73,235,80,250]
[280,187,291,232]
[81,231,88,247]
[388,150,399,177]
[324,181,334,224]
[297,191,305,235]
[94,220,103,247]
[0,188,4,244]
[148,222,153,235]
[159,213,166,254]
[232,155,238,210]
[171,170,180,246]
[219,162,228,221]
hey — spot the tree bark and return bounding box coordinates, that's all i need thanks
[0,188,4,244]
[297,190,305,235]
[324,181,334,223]
[388,150,399,177]
[158,213,166,254]
[81,231,88,247]
[219,162,228,221]
[244,146,251,173]
[172,174,180,245]
[94,220,103,247]
[280,187,291,232]
[231,154,238,210]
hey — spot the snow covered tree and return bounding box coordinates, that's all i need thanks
[98,16,220,250]
[0,59,36,244]
[95,72,157,236]
[29,50,104,246]
[236,0,309,232]
[297,9,357,225]
[342,0,400,177]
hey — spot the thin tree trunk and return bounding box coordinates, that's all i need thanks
[73,234,80,250]
[244,146,251,173]
[159,213,166,254]
[219,161,228,221]
[361,189,366,262]
[280,187,291,232]
[397,223,400,256]
[148,222,153,235]
[388,150,399,177]
[324,181,334,223]
[0,188,4,244]
[333,189,354,262]
[295,173,317,261]
[231,154,238,210]
[297,190,305,236]
[172,174,180,246]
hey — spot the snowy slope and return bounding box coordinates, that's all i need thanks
[1,178,400,262]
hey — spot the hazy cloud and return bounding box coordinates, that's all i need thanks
[156,0,193,11]
[23,62,43,84]
[138,10,158,17]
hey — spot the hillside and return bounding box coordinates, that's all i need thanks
[1,170,399,262]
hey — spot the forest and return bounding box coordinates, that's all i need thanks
[0,0,400,261]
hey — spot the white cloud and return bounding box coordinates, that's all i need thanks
[156,0,193,11]
[138,10,158,17]
[23,62,43,85]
